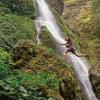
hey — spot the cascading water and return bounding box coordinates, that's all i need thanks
[35,17,45,44]
[33,0,97,100]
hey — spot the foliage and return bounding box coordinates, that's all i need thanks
[0,46,60,99]
[0,75,49,100]
[0,48,13,79]
[16,71,60,90]
[0,14,36,51]
[0,6,11,14]
[0,55,60,99]
[0,0,35,18]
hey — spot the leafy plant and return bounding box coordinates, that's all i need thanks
[0,14,36,51]
[0,0,36,18]
[0,48,13,79]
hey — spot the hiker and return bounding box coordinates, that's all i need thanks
[58,34,87,59]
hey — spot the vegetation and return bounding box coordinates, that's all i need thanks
[0,48,13,79]
[0,14,36,51]
[64,0,78,4]
[0,1,82,97]
[0,39,81,100]
[0,0,35,18]
[0,0,99,99]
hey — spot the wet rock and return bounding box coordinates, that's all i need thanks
[59,78,82,100]
[47,0,64,15]
[89,66,100,99]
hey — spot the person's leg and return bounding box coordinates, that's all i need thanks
[75,53,85,57]
[63,50,68,60]
[71,48,87,57]
[74,51,88,57]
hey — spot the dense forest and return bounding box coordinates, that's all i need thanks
[0,0,99,100]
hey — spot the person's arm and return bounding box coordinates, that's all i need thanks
[57,42,66,45]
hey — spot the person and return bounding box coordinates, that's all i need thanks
[58,34,88,59]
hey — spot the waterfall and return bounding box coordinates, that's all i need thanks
[35,17,45,44]
[33,0,97,100]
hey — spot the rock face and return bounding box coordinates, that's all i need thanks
[62,1,100,99]
[89,67,100,100]
[59,79,82,100]
[62,0,100,67]
[63,0,93,35]
[46,0,64,15]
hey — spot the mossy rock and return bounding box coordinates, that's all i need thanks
[89,66,100,99]
[11,39,55,68]
[11,40,37,68]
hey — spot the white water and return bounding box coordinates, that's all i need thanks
[35,17,45,44]
[33,0,97,100]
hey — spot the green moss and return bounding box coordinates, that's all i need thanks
[41,27,56,49]
[52,9,68,36]
[0,14,36,51]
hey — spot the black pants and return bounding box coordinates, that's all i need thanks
[65,47,76,54]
